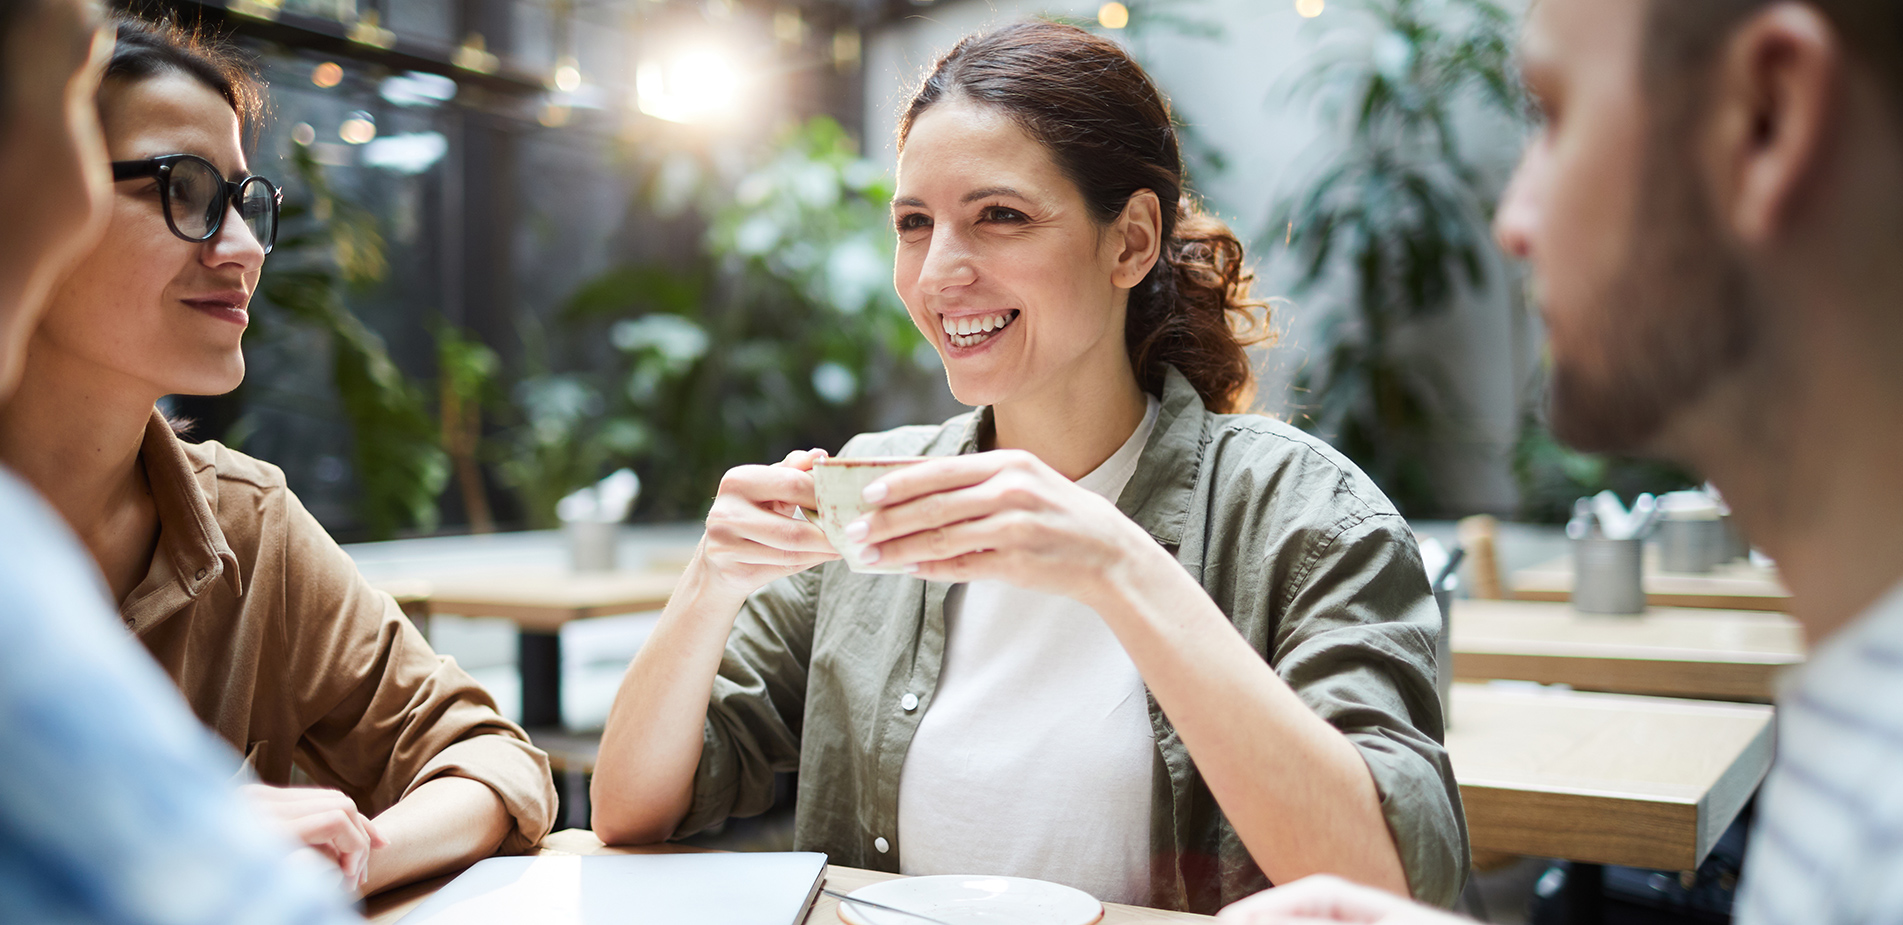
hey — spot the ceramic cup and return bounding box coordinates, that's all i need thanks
[811,456,931,574]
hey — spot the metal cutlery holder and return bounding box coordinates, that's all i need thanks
[1573,536,1645,614]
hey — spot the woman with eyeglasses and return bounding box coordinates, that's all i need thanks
[0,13,556,896]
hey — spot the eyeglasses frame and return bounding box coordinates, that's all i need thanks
[109,153,282,255]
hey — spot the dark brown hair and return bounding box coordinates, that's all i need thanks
[898,21,1269,414]
[0,0,48,119]
[102,11,265,139]
[1645,0,1903,117]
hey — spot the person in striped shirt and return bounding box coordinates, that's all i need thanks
[1216,0,1903,923]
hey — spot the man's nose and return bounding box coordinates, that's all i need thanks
[1494,153,1539,261]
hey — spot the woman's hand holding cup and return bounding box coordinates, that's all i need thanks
[844,450,1163,606]
[695,448,842,602]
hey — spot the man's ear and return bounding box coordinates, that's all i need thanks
[1710,3,1840,245]
[1110,189,1163,289]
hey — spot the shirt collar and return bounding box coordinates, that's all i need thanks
[953,365,1208,548]
[138,408,242,602]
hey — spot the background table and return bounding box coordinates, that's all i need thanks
[370,566,682,727]
[1451,598,1804,701]
[366,829,1213,925]
[1445,682,1774,872]
[347,527,700,729]
[1510,553,1790,612]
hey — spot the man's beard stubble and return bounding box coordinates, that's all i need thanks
[1543,123,1762,456]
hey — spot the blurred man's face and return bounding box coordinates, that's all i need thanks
[1496,0,1758,453]
[0,0,111,397]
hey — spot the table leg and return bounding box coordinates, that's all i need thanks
[1562,862,1603,925]
[518,631,563,728]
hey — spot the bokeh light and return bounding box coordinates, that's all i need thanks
[1098,2,1130,29]
[1296,0,1325,17]
[339,111,377,144]
[291,122,316,146]
[553,59,582,92]
[311,61,343,87]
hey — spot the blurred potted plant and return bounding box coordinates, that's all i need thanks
[252,144,449,539]
[540,116,928,522]
[1510,410,1699,523]
[1272,0,1520,514]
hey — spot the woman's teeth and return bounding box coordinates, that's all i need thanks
[942,310,1019,348]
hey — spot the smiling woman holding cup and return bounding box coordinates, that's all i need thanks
[592,22,1465,912]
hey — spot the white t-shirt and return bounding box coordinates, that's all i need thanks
[1734,578,1903,925]
[896,396,1162,905]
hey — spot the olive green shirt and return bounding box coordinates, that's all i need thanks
[679,367,1469,912]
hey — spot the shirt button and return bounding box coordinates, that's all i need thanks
[123,616,135,628]
[900,692,919,712]
[194,568,208,580]
[874,837,890,854]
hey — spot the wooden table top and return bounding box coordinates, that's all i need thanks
[1510,552,1790,611]
[365,829,1212,925]
[369,566,682,633]
[1451,598,1805,702]
[363,686,1772,916]
[1446,682,1774,871]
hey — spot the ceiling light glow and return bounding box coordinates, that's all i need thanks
[636,46,746,124]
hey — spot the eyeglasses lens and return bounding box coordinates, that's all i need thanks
[240,178,276,252]
[166,157,223,239]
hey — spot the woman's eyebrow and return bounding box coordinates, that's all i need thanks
[961,186,1025,204]
[891,186,1031,210]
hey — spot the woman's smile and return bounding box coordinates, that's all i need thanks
[180,288,249,327]
[941,309,1020,349]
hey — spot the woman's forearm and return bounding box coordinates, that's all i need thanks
[1090,546,1411,897]
[362,776,512,895]
[589,557,749,845]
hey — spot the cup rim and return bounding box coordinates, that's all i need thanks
[814,455,933,468]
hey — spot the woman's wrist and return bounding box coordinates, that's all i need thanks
[678,548,754,616]
[1084,521,1194,629]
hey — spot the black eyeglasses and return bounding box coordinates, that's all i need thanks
[111,154,281,255]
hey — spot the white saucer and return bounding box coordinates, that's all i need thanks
[835,875,1105,925]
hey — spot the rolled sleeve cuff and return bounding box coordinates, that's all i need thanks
[408,734,559,855]
[672,718,740,840]
[1352,730,1470,908]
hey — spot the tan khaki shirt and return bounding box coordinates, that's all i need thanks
[121,409,556,854]
[683,367,1468,913]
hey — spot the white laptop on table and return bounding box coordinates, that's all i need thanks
[397,851,829,925]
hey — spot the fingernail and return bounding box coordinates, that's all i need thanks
[844,520,869,542]
[858,546,881,565]
[862,482,888,504]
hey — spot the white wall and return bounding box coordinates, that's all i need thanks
[864,0,1543,515]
